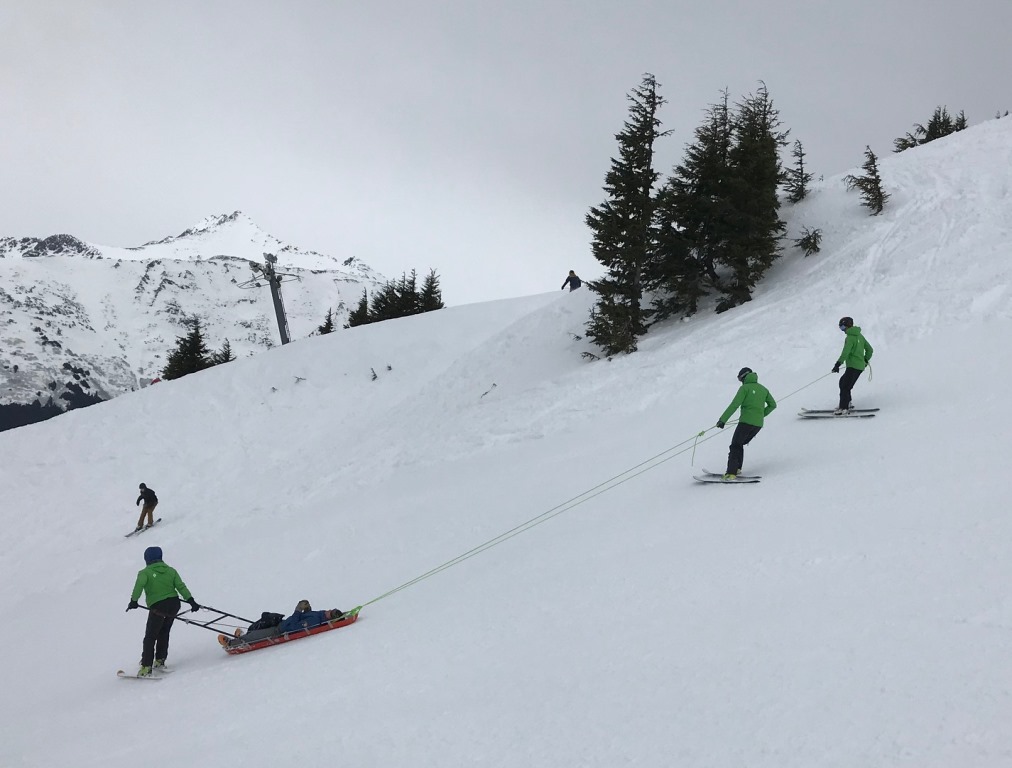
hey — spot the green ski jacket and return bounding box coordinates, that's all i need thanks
[838,326,873,371]
[130,562,193,607]
[719,372,777,427]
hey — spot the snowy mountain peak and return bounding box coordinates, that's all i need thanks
[0,214,387,428]
[145,210,267,248]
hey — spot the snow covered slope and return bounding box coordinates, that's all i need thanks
[1,119,1011,767]
[0,211,383,422]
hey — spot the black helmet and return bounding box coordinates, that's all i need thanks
[737,367,753,382]
[139,483,146,490]
[838,316,853,329]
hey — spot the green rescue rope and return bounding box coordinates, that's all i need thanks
[353,371,835,614]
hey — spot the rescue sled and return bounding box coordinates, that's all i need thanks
[220,611,359,655]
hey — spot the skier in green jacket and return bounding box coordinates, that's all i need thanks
[716,367,777,480]
[832,317,874,414]
[126,546,200,677]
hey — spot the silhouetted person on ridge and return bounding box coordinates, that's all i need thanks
[561,270,582,291]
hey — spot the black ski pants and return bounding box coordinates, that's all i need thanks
[838,367,864,410]
[141,596,181,667]
[726,423,762,475]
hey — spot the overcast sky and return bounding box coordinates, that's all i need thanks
[3,1,1009,305]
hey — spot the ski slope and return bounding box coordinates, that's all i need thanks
[2,119,1012,767]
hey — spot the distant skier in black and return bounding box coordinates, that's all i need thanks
[561,270,582,291]
[135,483,158,532]
[832,317,874,414]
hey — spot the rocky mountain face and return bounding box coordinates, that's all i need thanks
[0,212,384,431]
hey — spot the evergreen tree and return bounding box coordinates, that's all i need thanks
[794,227,822,257]
[368,281,399,322]
[418,269,444,311]
[844,146,890,215]
[346,289,370,328]
[894,105,967,152]
[655,91,733,317]
[316,308,335,335]
[643,178,693,321]
[784,139,814,203]
[893,131,921,153]
[210,339,235,365]
[922,105,955,141]
[717,82,788,310]
[395,270,419,316]
[585,73,668,355]
[161,317,212,380]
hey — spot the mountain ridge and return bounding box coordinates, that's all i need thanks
[0,211,385,430]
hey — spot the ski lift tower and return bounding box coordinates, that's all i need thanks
[237,253,300,345]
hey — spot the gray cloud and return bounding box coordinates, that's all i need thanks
[3,0,1009,304]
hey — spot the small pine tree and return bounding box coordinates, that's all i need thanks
[784,139,814,203]
[346,289,370,328]
[210,339,235,365]
[418,269,444,311]
[655,91,733,317]
[585,73,668,355]
[922,106,955,141]
[367,281,399,322]
[893,131,921,153]
[395,270,419,316]
[162,317,212,380]
[317,308,335,335]
[794,227,822,257]
[717,81,788,311]
[844,146,890,215]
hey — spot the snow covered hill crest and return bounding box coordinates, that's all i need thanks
[0,211,384,429]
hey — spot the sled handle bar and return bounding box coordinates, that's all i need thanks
[140,604,253,636]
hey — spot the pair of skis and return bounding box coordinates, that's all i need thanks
[797,407,878,419]
[694,407,880,484]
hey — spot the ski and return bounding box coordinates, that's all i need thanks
[700,468,761,480]
[116,670,162,681]
[797,411,875,419]
[693,474,760,484]
[800,407,879,414]
[125,518,162,538]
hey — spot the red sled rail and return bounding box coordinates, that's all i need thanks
[221,612,359,655]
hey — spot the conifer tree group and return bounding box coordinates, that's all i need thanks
[162,318,235,380]
[585,76,793,355]
[893,106,967,152]
[346,269,444,329]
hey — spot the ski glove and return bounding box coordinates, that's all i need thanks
[832,362,841,373]
[187,599,201,613]
[716,421,725,429]
[126,600,139,611]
